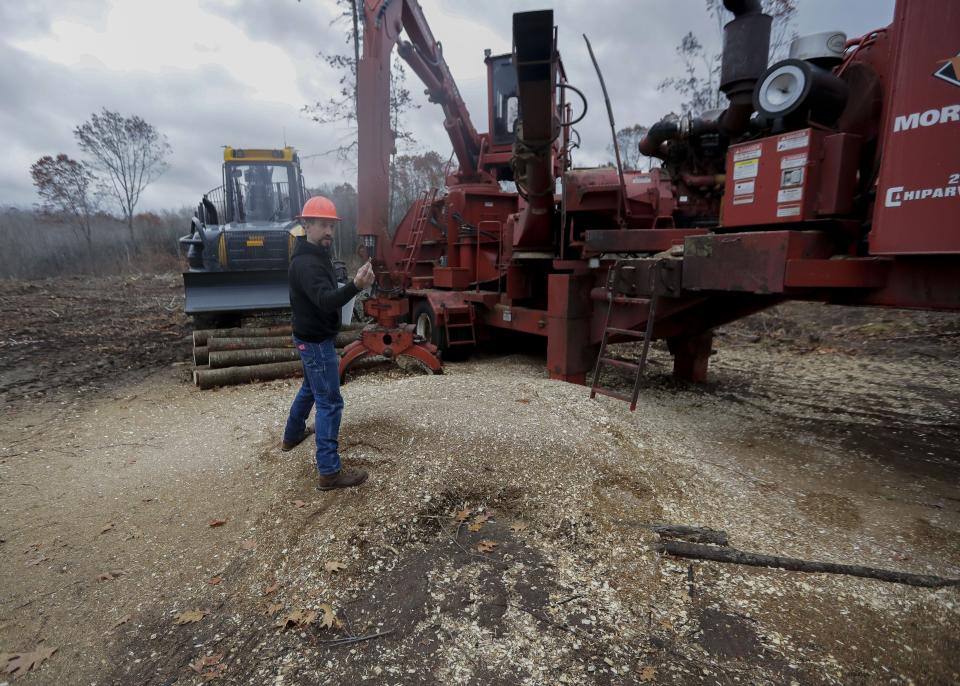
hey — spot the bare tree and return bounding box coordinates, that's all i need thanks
[74,108,171,242]
[303,0,418,164]
[29,154,100,252]
[607,124,651,171]
[658,0,797,116]
[389,151,446,233]
[309,182,360,260]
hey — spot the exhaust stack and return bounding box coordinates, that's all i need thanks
[718,0,772,135]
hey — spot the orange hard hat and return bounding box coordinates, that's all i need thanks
[298,196,339,221]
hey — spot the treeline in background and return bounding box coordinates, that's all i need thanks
[0,207,191,280]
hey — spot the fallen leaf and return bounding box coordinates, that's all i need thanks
[203,662,228,681]
[275,609,317,630]
[452,508,471,523]
[174,609,209,625]
[100,522,114,534]
[111,615,132,630]
[318,603,336,630]
[324,561,347,573]
[639,665,656,682]
[263,583,279,596]
[468,523,483,532]
[262,603,283,616]
[189,653,224,674]
[509,522,529,533]
[207,519,227,528]
[516,398,531,404]
[2,646,57,677]
[477,540,498,553]
[142,497,155,503]
[97,570,124,582]
[240,539,257,551]
[292,500,306,508]
[207,576,223,586]
[472,513,491,524]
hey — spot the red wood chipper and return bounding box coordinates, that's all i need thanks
[341,0,960,410]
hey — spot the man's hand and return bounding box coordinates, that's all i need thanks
[353,261,375,289]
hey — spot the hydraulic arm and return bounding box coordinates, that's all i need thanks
[357,0,487,262]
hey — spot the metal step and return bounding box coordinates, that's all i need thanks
[589,387,633,403]
[605,327,645,338]
[598,356,640,371]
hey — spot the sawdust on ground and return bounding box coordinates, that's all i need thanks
[1,279,959,685]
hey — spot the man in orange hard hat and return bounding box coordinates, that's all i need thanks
[282,196,375,490]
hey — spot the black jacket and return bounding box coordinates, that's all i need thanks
[288,238,360,342]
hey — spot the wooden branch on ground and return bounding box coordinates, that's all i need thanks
[657,539,960,589]
[315,629,394,647]
[649,524,729,546]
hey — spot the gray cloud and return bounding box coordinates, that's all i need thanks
[1,0,897,212]
[0,1,107,40]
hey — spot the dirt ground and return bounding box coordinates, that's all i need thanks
[1,274,959,685]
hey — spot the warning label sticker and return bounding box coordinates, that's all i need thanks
[733,158,759,180]
[780,153,807,169]
[777,188,803,203]
[732,195,755,205]
[733,143,762,162]
[734,180,755,195]
[781,167,804,187]
[776,204,802,217]
[777,131,809,152]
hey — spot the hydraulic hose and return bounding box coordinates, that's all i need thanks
[638,119,679,159]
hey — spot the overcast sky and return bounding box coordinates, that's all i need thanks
[0,0,895,213]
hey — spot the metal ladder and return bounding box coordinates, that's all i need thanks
[442,304,476,346]
[589,263,660,412]
[398,188,437,288]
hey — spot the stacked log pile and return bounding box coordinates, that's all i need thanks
[190,324,362,390]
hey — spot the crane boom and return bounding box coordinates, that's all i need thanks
[357,0,486,259]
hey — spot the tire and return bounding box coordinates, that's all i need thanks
[412,301,441,348]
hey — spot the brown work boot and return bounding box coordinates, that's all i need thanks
[281,425,315,452]
[317,468,368,491]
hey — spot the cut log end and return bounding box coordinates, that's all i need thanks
[193,346,209,366]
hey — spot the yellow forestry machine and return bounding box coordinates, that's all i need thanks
[179,146,309,329]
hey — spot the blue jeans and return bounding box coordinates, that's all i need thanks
[283,337,343,475]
